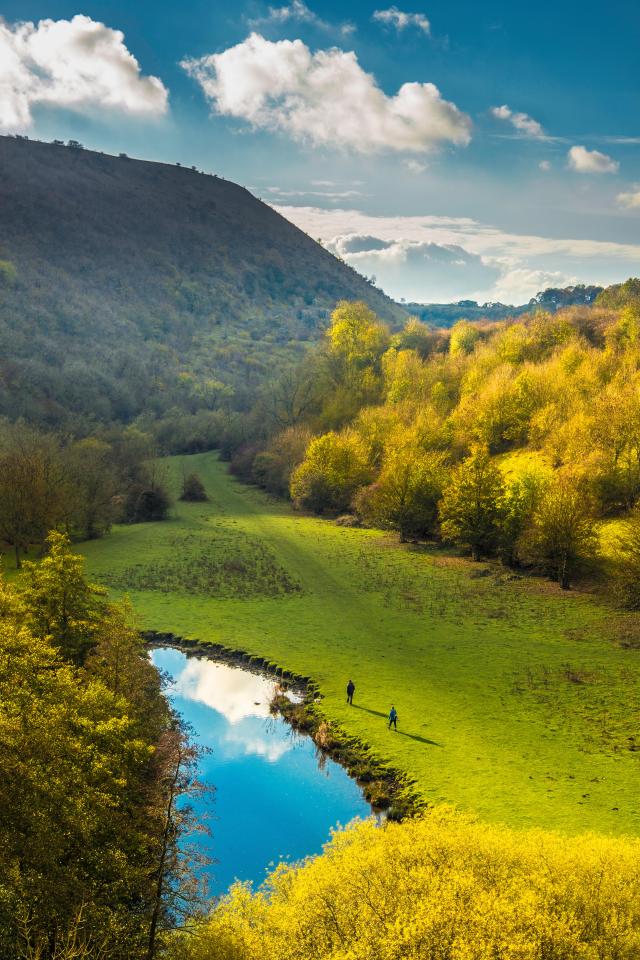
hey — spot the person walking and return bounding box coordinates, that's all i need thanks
[346,679,355,705]
[388,705,398,730]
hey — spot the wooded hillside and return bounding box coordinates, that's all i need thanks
[0,136,404,430]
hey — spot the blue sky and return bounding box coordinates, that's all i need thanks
[1,0,639,303]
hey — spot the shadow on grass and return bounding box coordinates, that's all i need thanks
[352,705,442,747]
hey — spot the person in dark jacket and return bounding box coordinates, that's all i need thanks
[388,705,398,730]
[346,679,355,705]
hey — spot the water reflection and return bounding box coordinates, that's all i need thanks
[151,647,371,895]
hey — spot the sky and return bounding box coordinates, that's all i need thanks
[1,1,639,304]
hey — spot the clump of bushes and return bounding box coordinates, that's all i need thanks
[169,809,640,960]
[122,480,171,523]
[180,472,208,502]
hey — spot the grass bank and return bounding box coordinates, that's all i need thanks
[79,453,640,836]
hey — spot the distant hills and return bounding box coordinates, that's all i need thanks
[405,284,604,328]
[0,135,404,429]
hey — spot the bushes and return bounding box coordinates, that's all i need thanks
[169,809,640,960]
[180,472,208,502]
[122,480,171,523]
[290,431,372,514]
[355,448,447,541]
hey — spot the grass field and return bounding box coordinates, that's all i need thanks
[79,453,640,836]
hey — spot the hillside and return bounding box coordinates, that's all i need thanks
[0,135,404,430]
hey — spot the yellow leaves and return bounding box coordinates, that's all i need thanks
[171,810,640,960]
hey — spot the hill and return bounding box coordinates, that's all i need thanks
[0,135,404,430]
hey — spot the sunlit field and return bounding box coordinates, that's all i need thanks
[80,452,640,836]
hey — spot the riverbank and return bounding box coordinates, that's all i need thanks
[79,451,640,836]
[147,632,422,819]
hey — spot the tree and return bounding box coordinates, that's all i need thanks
[19,531,105,664]
[439,446,505,560]
[499,467,549,566]
[355,448,447,541]
[0,428,68,566]
[180,472,208,502]
[64,438,117,539]
[611,506,640,609]
[290,431,372,514]
[449,320,480,357]
[520,477,597,588]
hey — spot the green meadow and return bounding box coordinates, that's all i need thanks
[80,452,640,836]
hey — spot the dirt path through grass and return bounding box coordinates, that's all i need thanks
[80,453,640,836]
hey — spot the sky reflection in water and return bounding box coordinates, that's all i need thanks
[150,647,371,895]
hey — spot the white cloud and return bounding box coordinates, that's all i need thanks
[271,205,640,303]
[490,268,575,304]
[403,158,427,173]
[181,33,471,153]
[491,104,545,138]
[616,187,640,209]
[248,1,355,36]
[539,160,552,171]
[567,145,619,174]
[0,14,168,131]
[326,234,499,301]
[372,7,431,34]
[266,185,364,199]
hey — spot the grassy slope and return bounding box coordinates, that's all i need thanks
[80,453,640,836]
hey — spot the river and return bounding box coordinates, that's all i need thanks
[150,647,372,896]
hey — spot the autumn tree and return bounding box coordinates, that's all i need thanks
[355,448,447,541]
[520,477,597,588]
[439,446,505,560]
[290,430,372,514]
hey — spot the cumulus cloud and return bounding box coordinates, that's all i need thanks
[490,268,576,304]
[325,234,499,301]
[181,33,471,153]
[372,7,431,34]
[0,14,168,131]
[616,187,640,209]
[567,145,619,174]
[491,104,545,138]
[539,160,552,171]
[272,205,640,303]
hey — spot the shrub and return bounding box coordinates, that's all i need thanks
[180,472,208,502]
[169,809,640,960]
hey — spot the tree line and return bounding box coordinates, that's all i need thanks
[0,422,171,567]
[0,534,209,959]
[217,280,640,595]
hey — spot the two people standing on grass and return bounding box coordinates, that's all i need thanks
[346,679,398,732]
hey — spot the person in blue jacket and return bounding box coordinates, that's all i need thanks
[346,679,355,705]
[388,705,398,730]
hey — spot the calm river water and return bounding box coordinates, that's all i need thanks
[150,647,372,895]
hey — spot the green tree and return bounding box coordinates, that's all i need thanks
[290,431,372,514]
[520,477,597,588]
[439,446,505,560]
[180,472,208,502]
[19,531,105,664]
[355,448,447,541]
[64,437,117,539]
